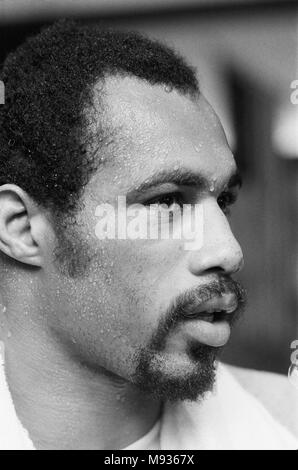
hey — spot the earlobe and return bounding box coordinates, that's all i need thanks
[0,185,44,268]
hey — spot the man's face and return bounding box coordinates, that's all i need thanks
[45,76,245,401]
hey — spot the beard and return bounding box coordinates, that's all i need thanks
[134,343,221,402]
[133,276,246,402]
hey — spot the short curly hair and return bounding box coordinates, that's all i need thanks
[0,19,199,218]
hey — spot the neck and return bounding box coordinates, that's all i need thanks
[3,308,161,450]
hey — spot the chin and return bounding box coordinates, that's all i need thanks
[132,344,220,402]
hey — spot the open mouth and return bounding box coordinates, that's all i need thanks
[193,311,232,323]
[181,292,238,323]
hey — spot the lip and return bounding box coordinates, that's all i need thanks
[178,292,238,347]
[182,319,231,347]
[182,292,238,321]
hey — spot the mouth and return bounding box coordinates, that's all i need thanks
[181,292,238,324]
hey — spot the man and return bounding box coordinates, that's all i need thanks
[0,20,297,450]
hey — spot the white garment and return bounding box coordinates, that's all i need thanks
[158,364,298,450]
[0,348,297,450]
[0,348,34,450]
[124,420,161,450]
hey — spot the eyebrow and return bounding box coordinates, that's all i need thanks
[127,167,242,198]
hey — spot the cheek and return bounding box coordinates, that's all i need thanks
[54,211,186,376]
[82,240,183,356]
[95,239,184,330]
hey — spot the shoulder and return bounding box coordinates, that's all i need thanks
[225,364,298,439]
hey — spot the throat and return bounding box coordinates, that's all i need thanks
[3,337,161,450]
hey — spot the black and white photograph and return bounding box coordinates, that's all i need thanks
[0,0,297,452]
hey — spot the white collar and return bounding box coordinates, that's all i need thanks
[159,363,298,450]
[0,347,297,450]
[0,345,34,450]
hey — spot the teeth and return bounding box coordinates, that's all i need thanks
[197,314,214,323]
[182,294,238,321]
[197,295,237,315]
[225,306,237,314]
[205,307,235,314]
[205,315,214,322]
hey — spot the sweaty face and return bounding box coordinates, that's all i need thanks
[46,76,245,402]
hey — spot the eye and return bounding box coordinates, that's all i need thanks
[217,191,237,215]
[144,192,184,209]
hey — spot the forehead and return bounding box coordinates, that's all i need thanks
[89,76,236,196]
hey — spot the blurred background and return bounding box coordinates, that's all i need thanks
[0,0,297,374]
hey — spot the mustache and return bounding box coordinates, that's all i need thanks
[176,277,246,324]
[151,276,247,351]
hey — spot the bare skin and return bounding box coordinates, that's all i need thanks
[0,76,243,450]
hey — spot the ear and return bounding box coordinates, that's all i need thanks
[0,184,47,267]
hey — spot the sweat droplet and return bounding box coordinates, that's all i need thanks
[288,363,298,390]
[164,85,173,93]
[7,331,12,339]
[210,178,216,193]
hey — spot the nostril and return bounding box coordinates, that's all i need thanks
[204,267,225,275]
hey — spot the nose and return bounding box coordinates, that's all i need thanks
[187,199,244,276]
